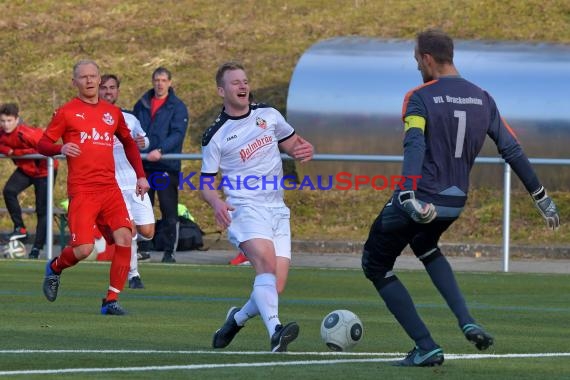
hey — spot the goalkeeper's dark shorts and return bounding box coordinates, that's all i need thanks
[362,200,456,273]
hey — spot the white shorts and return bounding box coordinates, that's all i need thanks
[228,205,291,259]
[122,190,155,226]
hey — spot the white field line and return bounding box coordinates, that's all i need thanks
[0,349,403,356]
[0,351,569,376]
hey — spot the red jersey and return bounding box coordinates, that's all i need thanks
[41,97,142,195]
[0,124,59,177]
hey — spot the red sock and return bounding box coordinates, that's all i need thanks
[51,246,79,274]
[106,244,130,302]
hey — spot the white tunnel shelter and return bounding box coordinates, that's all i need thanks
[286,37,570,189]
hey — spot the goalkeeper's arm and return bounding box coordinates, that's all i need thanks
[395,117,436,224]
[504,154,560,230]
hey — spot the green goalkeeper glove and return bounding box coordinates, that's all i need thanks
[531,186,560,230]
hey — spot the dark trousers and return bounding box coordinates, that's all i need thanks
[362,200,455,281]
[140,170,179,253]
[2,169,57,249]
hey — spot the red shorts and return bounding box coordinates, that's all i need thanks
[67,188,132,247]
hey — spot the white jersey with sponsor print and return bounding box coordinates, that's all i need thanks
[114,111,148,190]
[201,104,295,207]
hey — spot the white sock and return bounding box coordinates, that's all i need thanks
[128,239,139,280]
[235,295,259,326]
[251,273,280,337]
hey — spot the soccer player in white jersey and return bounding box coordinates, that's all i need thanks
[201,61,314,352]
[99,74,155,289]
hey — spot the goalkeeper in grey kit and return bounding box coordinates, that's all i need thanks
[361,28,560,367]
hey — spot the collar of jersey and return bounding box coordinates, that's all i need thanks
[222,106,252,120]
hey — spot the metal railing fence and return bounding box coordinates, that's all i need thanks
[1,153,568,272]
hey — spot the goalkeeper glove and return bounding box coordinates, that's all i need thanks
[397,190,437,224]
[531,186,560,230]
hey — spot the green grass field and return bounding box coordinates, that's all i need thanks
[1,259,568,379]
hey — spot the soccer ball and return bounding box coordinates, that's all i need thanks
[320,309,364,351]
[3,240,27,259]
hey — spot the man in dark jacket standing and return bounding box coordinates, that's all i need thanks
[133,67,189,263]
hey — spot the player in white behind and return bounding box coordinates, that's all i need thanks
[201,61,314,352]
[99,74,155,289]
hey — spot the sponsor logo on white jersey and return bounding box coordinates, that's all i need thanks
[239,135,273,162]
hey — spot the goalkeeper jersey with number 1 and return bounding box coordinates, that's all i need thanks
[402,76,538,208]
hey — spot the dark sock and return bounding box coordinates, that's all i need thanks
[378,278,438,351]
[424,255,474,328]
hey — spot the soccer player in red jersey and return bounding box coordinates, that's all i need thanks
[37,60,150,315]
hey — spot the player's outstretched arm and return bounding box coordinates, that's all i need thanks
[279,134,314,163]
[531,186,560,230]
